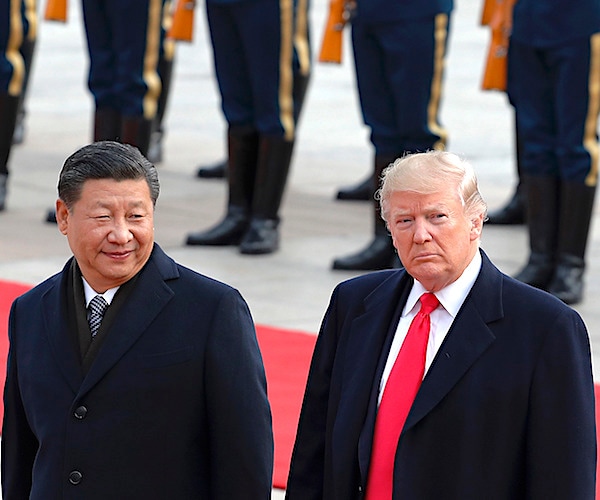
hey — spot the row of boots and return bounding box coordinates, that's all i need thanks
[187,70,310,255]
[515,175,596,305]
[193,152,402,267]
[186,126,294,255]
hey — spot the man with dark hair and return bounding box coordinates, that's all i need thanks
[2,141,274,498]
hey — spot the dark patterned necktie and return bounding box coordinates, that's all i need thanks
[88,295,108,338]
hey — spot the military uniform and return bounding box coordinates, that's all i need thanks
[81,0,163,155]
[0,0,30,211]
[508,0,600,304]
[333,0,453,270]
[186,0,311,254]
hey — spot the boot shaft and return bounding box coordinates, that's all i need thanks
[251,135,295,220]
[556,180,596,260]
[523,174,560,258]
[0,94,20,174]
[120,116,153,157]
[227,125,259,211]
[94,108,121,143]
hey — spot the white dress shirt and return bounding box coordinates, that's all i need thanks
[378,251,482,404]
[82,278,120,308]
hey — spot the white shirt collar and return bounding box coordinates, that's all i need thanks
[82,278,120,307]
[403,250,482,318]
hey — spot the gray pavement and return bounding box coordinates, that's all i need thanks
[1,2,600,497]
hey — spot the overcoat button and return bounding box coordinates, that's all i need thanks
[74,406,87,419]
[69,470,83,485]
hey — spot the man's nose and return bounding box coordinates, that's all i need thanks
[108,219,132,243]
[413,219,432,243]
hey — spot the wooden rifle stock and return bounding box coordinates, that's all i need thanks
[318,0,348,64]
[480,0,495,26]
[481,0,516,91]
[44,0,67,22]
[168,0,195,43]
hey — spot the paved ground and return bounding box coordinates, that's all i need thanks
[1,2,600,497]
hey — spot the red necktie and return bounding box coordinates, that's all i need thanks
[366,292,440,499]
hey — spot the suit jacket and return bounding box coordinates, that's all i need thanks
[286,250,596,499]
[2,244,273,499]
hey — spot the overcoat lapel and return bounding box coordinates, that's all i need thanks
[78,245,179,397]
[42,266,83,395]
[351,271,412,481]
[403,251,504,433]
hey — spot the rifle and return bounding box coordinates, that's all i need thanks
[168,0,195,43]
[481,0,516,91]
[44,0,67,22]
[318,0,353,64]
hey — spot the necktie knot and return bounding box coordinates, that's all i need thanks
[88,295,108,338]
[419,292,439,315]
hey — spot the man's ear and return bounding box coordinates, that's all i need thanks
[470,213,484,239]
[55,199,69,235]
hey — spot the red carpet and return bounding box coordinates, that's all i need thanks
[0,279,315,489]
[0,280,32,426]
[2,279,600,493]
[256,325,316,488]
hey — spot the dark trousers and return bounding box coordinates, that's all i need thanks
[82,0,162,118]
[508,36,600,186]
[351,13,451,156]
[206,0,295,140]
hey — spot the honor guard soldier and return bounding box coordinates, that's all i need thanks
[509,0,600,304]
[332,0,453,271]
[1,0,32,211]
[185,0,311,255]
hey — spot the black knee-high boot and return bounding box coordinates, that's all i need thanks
[0,93,19,211]
[547,181,596,304]
[239,135,295,254]
[186,126,259,246]
[94,108,121,142]
[235,69,310,254]
[121,116,153,157]
[332,155,401,270]
[514,175,559,289]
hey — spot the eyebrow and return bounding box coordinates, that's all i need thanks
[393,204,450,215]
